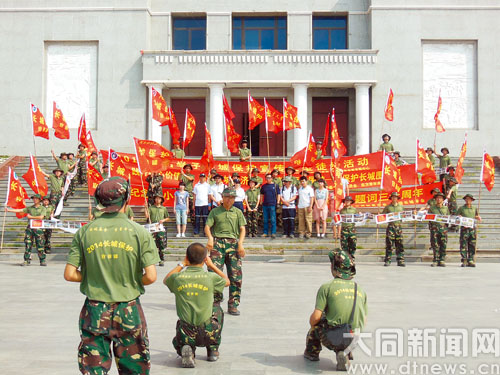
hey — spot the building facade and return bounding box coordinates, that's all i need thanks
[1,0,498,157]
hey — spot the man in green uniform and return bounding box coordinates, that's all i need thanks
[285,166,300,187]
[435,147,451,181]
[208,168,218,186]
[393,152,407,166]
[304,250,367,371]
[164,243,229,367]
[312,171,323,190]
[42,196,54,254]
[205,188,246,316]
[146,194,170,266]
[429,192,449,267]
[180,164,195,223]
[6,194,46,266]
[41,167,64,208]
[382,192,405,267]
[172,141,185,159]
[244,179,260,237]
[88,151,101,175]
[444,177,458,231]
[457,194,481,267]
[76,144,88,185]
[315,141,323,160]
[419,188,441,251]
[426,147,436,166]
[378,134,394,153]
[64,152,77,203]
[248,167,263,189]
[51,149,69,174]
[339,196,357,258]
[239,139,251,162]
[64,177,159,375]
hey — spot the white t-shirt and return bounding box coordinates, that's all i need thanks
[235,187,246,202]
[211,183,226,206]
[298,185,315,208]
[193,182,212,206]
[281,185,298,209]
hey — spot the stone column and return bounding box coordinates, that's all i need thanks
[146,83,163,145]
[208,83,225,156]
[292,83,309,153]
[354,84,371,155]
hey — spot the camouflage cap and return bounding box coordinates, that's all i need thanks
[251,167,260,173]
[42,196,51,201]
[31,194,42,200]
[95,177,130,213]
[52,167,63,174]
[390,192,401,199]
[210,168,217,174]
[342,195,355,203]
[431,188,441,194]
[183,163,193,170]
[328,249,356,280]
[285,166,296,172]
[426,147,433,152]
[435,192,445,198]
[463,194,475,201]
[441,147,449,153]
[222,188,237,197]
[153,193,164,202]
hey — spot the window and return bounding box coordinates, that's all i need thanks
[312,16,347,50]
[172,17,206,50]
[233,16,287,50]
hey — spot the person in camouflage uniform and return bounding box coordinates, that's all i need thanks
[429,192,449,267]
[164,243,229,367]
[76,144,88,185]
[457,194,482,267]
[64,177,159,375]
[6,194,47,266]
[378,134,394,153]
[285,166,300,188]
[41,167,64,209]
[444,176,459,231]
[304,250,367,372]
[244,179,260,237]
[205,188,247,316]
[41,196,54,254]
[382,192,405,267]
[146,172,164,206]
[339,196,357,258]
[419,188,441,252]
[146,194,170,267]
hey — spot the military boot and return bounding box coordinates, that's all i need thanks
[467,260,476,267]
[461,260,467,267]
[437,261,446,267]
[181,345,195,368]
[207,348,219,362]
[383,259,391,267]
[21,260,30,267]
[336,351,350,371]
[397,259,406,267]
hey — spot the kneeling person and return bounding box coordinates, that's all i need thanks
[304,250,367,371]
[164,243,229,368]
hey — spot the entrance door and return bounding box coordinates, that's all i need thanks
[170,98,206,156]
[312,97,349,156]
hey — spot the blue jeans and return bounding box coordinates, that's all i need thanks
[262,205,276,235]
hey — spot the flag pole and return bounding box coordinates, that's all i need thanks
[282,99,286,174]
[478,150,485,215]
[31,104,37,156]
[413,139,418,249]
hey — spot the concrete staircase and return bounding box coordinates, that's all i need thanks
[0,155,498,263]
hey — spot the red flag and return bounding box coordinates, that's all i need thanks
[85,131,98,159]
[108,149,130,179]
[78,114,87,145]
[31,104,49,139]
[283,99,301,131]
[264,99,283,134]
[52,102,70,140]
[87,164,103,195]
[381,151,402,193]
[321,114,330,156]
[5,168,29,218]
[223,94,236,120]
[133,137,172,174]
[290,134,316,168]
[151,87,170,124]
[434,94,445,133]
[384,88,394,121]
[200,123,214,173]
[224,113,242,154]
[330,109,347,159]
[22,155,48,197]
[331,160,344,211]
[416,139,436,184]
[167,107,181,144]
[455,134,467,184]
[183,109,196,149]
[248,91,265,130]
[482,151,495,192]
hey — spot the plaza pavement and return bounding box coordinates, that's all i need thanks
[1,260,500,375]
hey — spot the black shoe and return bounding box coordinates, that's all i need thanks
[303,350,319,362]
[437,261,446,267]
[228,307,240,316]
[181,345,195,368]
[467,261,476,267]
[40,261,47,267]
[397,260,406,267]
[159,261,164,267]
[207,349,219,362]
[384,261,390,267]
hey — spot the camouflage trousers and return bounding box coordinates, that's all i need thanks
[428,223,437,251]
[305,319,349,357]
[64,177,75,203]
[448,200,458,231]
[210,238,242,309]
[78,298,151,375]
[430,224,448,262]
[276,205,283,230]
[340,227,357,258]
[50,191,62,210]
[152,231,167,261]
[24,227,45,262]
[460,227,476,262]
[172,303,224,354]
[245,206,259,236]
[385,224,404,262]
[43,229,52,253]
[77,162,87,185]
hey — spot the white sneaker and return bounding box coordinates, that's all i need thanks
[181,233,186,237]
[176,233,181,238]
[317,234,320,238]
[321,233,325,238]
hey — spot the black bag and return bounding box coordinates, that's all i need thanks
[325,283,357,350]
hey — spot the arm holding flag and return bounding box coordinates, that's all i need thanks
[5,207,44,220]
